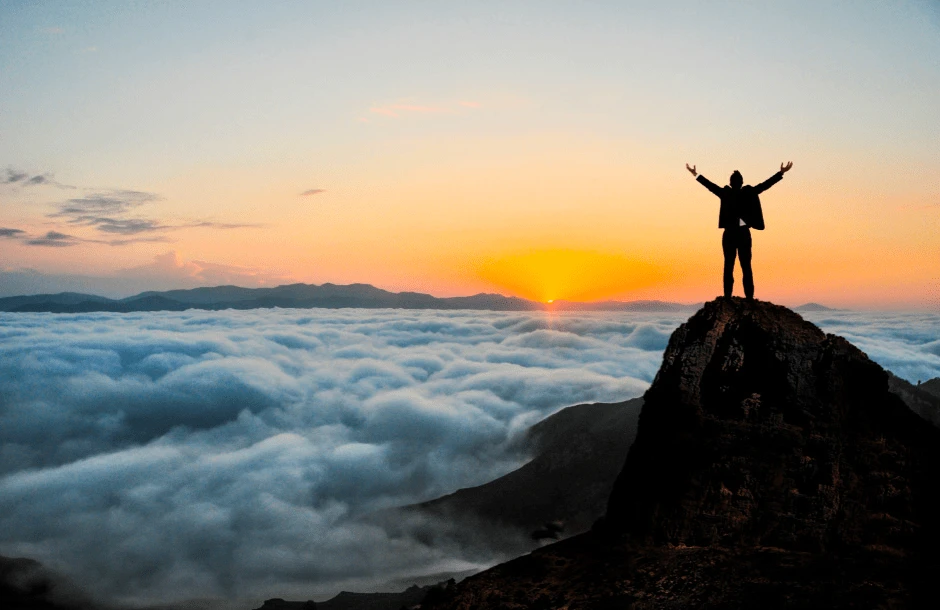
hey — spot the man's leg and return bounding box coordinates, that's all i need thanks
[739,228,754,299]
[721,229,736,298]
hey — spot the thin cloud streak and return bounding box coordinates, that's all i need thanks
[105,236,173,246]
[2,168,74,189]
[8,228,172,248]
[48,190,170,238]
[25,230,80,247]
[187,221,263,230]
[43,189,260,241]
[52,190,161,219]
[300,189,325,197]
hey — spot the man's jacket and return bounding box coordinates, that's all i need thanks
[696,172,783,230]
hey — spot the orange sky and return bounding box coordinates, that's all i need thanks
[1,3,939,309]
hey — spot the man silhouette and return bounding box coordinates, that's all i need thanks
[686,161,793,300]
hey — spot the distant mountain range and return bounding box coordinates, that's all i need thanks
[0,283,701,313]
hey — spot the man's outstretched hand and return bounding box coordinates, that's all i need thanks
[686,163,697,177]
[780,161,793,173]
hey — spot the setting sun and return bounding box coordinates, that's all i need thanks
[477,249,666,303]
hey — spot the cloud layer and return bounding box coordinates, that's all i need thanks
[0,309,677,605]
[0,308,936,607]
[802,310,940,384]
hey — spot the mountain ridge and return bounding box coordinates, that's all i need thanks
[377,398,644,555]
[0,283,700,313]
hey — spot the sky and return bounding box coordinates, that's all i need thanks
[1,1,939,308]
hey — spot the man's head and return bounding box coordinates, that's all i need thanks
[730,171,743,189]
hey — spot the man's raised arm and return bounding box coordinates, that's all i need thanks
[687,163,722,196]
[755,161,793,194]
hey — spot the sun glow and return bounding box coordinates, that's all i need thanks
[477,249,665,303]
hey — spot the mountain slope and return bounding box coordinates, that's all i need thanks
[919,377,940,399]
[409,398,643,539]
[887,372,940,427]
[0,555,95,610]
[0,292,111,311]
[422,298,940,609]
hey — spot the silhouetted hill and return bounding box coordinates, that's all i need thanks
[0,292,111,311]
[130,284,264,304]
[792,302,838,312]
[316,584,436,610]
[405,399,643,541]
[0,283,692,313]
[253,599,317,610]
[422,298,940,609]
[887,373,940,427]
[919,377,940,399]
[252,582,442,610]
[0,555,95,610]
[13,295,192,313]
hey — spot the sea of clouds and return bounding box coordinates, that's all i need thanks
[801,310,940,385]
[0,307,938,607]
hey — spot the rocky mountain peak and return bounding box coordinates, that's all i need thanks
[605,297,940,557]
[423,298,940,608]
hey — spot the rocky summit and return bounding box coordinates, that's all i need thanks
[421,298,940,609]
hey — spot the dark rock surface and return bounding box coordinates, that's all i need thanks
[888,373,940,427]
[0,555,94,610]
[406,398,643,542]
[255,599,318,610]
[421,298,940,609]
[919,377,940,399]
[316,584,435,610]
[252,583,437,610]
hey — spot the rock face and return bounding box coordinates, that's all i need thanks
[406,398,643,542]
[605,298,940,553]
[919,377,940,399]
[0,555,94,610]
[421,298,940,609]
[887,373,940,428]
